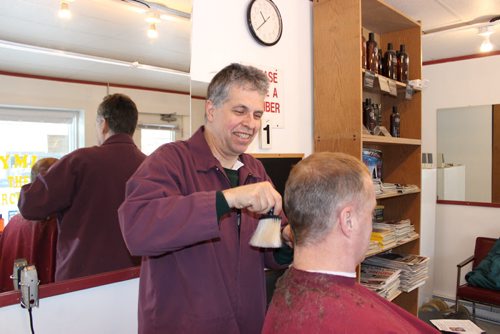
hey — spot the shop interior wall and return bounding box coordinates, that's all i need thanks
[0,0,313,332]
[422,55,500,301]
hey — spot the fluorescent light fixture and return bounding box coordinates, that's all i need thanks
[0,39,189,77]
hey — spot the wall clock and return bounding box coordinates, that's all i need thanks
[247,0,283,46]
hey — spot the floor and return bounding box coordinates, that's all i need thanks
[476,319,500,334]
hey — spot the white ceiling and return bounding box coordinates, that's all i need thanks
[0,0,192,91]
[0,0,499,91]
[384,0,500,61]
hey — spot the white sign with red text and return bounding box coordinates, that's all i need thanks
[262,66,284,129]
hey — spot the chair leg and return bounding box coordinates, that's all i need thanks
[471,302,476,321]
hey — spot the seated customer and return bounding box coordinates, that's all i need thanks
[262,152,438,333]
[0,157,58,292]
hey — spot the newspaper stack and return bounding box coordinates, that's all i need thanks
[366,239,382,256]
[373,219,419,245]
[370,227,397,250]
[363,252,430,292]
[360,264,402,301]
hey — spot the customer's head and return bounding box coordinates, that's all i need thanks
[96,93,138,144]
[285,152,375,253]
[31,157,58,182]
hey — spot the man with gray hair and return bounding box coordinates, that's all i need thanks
[119,63,292,334]
[262,152,438,333]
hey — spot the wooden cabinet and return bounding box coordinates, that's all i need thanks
[313,0,422,314]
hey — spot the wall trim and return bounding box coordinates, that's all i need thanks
[423,51,500,66]
[0,70,190,96]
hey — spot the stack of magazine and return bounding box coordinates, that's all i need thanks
[372,219,419,245]
[360,264,402,301]
[373,180,420,197]
[363,252,429,292]
[370,227,398,250]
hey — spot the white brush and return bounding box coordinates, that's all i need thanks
[249,209,282,248]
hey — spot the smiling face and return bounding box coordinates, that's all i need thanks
[205,84,265,167]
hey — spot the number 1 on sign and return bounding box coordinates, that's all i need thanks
[260,122,272,149]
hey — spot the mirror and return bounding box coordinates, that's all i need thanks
[437,104,500,203]
[0,0,192,293]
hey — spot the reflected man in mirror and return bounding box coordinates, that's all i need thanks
[18,94,146,281]
[262,152,439,333]
[0,157,58,292]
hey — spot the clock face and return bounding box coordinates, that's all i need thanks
[247,0,283,46]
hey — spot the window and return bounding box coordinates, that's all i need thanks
[139,125,176,155]
[0,105,79,223]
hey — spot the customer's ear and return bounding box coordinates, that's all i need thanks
[338,206,354,237]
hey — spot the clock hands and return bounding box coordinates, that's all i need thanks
[256,11,271,30]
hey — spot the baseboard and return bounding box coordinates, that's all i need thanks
[432,294,500,324]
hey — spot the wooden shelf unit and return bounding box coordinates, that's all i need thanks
[313,0,422,315]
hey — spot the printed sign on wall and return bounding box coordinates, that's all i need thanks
[262,66,284,129]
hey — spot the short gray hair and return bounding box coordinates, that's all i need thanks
[284,152,372,246]
[207,63,269,107]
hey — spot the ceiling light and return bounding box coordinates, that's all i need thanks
[58,1,72,19]
[480,36,493,52]
[147,23,158,39]
[478,25,495,52]
[146,11,161,24]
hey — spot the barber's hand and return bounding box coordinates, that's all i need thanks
[281,225,294,248]
[222,181,282,214]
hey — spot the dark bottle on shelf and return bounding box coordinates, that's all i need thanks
[383,43,397,80]
[366,32,378,73]
[390,106,401,137]
[378,48,383,75]
[397,44,409,82]
[362,31,367,69]
[363,98,377,134]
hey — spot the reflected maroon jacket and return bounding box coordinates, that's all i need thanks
[119,127,287,334]
[18,134,146,281]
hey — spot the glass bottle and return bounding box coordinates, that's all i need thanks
[390,106,401,137]
[378,48,383,75]
[397,44,409,82]
[362,31,367,69]
[364,98,377,134]
[383,43,397,80]
[366,32,378,73]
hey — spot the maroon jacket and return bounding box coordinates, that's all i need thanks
[0,214,57,292]
[18,134,146,281]
[263,267,439,334]
[118,127,287,334]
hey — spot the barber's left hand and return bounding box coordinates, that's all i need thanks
[282,225,294,248]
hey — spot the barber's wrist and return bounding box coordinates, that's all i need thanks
[216,191,231,221]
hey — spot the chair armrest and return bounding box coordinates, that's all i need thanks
[457,255,474,268]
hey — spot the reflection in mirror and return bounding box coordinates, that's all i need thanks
[0,0,192,294]
[437,104,500,203]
